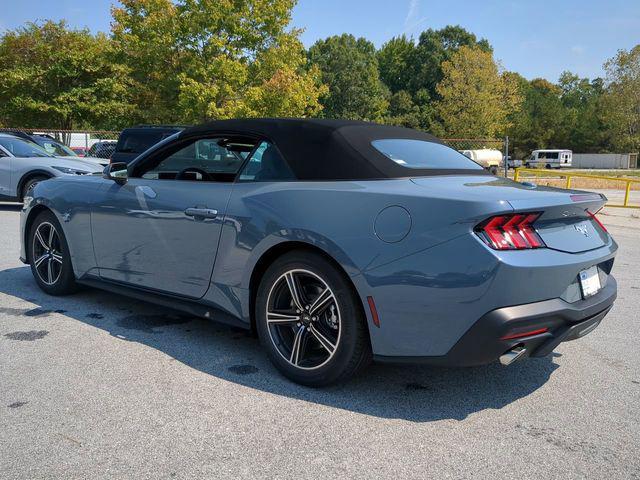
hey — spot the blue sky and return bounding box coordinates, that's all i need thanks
[0,0,638,81]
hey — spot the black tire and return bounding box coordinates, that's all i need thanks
[255,250,371,386]
[28,210,78,295]
[489,166,498,175]
[545,163,551,169]
[21,175,49,201]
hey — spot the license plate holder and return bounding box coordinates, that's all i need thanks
[579,266,601,299]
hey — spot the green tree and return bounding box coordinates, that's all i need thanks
[111,0,180,124]
[435,45,521,138]
[0,21,133,130]
[507,78,569,158]
[377,36,418,94]
[112,0,325,123]
[558,71,608,152]
[414,26,492,98]
[377,26,492,133]
[308,34,388,121]
[602,45,640,152]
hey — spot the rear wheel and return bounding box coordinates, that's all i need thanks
[489,166,498,175]
[21,175,48,201]
[28,210,78,295]
[256,251,371,386]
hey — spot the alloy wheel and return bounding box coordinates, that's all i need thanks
[266,269,342,370]
[32,222,63,286]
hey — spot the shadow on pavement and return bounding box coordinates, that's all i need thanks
[0,265,558,422]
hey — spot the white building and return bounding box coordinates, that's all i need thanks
[572,153,638,169]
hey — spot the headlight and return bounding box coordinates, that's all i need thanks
[51,166,90,175]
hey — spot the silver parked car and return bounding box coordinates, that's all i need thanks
[0,133,104,201]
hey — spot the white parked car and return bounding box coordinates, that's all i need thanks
[0,133,104,201]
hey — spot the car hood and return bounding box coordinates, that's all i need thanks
[57,155,108,166]
[51,156,105,171]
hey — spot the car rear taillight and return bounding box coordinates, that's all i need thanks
[475,213,545,250]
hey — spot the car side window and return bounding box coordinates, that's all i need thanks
[139,138,250,182]
[238,141,296,182]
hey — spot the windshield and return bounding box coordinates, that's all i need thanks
[0,137,54,158]
[117,131,175,154]
[38,139,77,157]
[372,139,483,170]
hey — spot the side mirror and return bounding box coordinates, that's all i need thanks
[103,162,128,184]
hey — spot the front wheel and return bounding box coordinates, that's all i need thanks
[28,210,78,295]
[21,175,49,201]
[255,251,371,386]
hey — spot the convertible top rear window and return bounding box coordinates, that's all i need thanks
[371,139,483,170]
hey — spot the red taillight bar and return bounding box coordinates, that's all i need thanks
[587,209,608,233]
[475,212,545,250]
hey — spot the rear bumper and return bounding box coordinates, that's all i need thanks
[374,275,617,366]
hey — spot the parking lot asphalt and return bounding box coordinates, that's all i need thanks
[0,201,639,479]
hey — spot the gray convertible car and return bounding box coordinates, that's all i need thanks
[20,119,617,385]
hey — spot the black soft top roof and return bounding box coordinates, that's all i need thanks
[181,118,483,180]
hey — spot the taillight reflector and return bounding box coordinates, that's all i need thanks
[500,327,548,340]
[367,296,380,328]
[475,212,545,250]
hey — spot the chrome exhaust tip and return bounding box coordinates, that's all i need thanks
[499,346,527,366]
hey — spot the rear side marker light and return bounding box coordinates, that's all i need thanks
[475,212,545,250]
[501,327,548,340]
[367,296,380,328]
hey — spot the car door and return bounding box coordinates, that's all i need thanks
[0,147,11,197]
[91,136,249,299]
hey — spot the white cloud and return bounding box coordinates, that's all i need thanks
[404,0,419,29]
[403,0,427,35]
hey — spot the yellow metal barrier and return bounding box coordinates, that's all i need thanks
[513,168,639,209]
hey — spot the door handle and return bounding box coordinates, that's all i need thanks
[184,207,218,219]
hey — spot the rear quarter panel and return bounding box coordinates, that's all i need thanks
[207,178,515,325]
[210,177,617,358]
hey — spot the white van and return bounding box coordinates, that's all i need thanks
[526,149,572,169]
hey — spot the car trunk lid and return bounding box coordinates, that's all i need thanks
[410,176,609,253]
